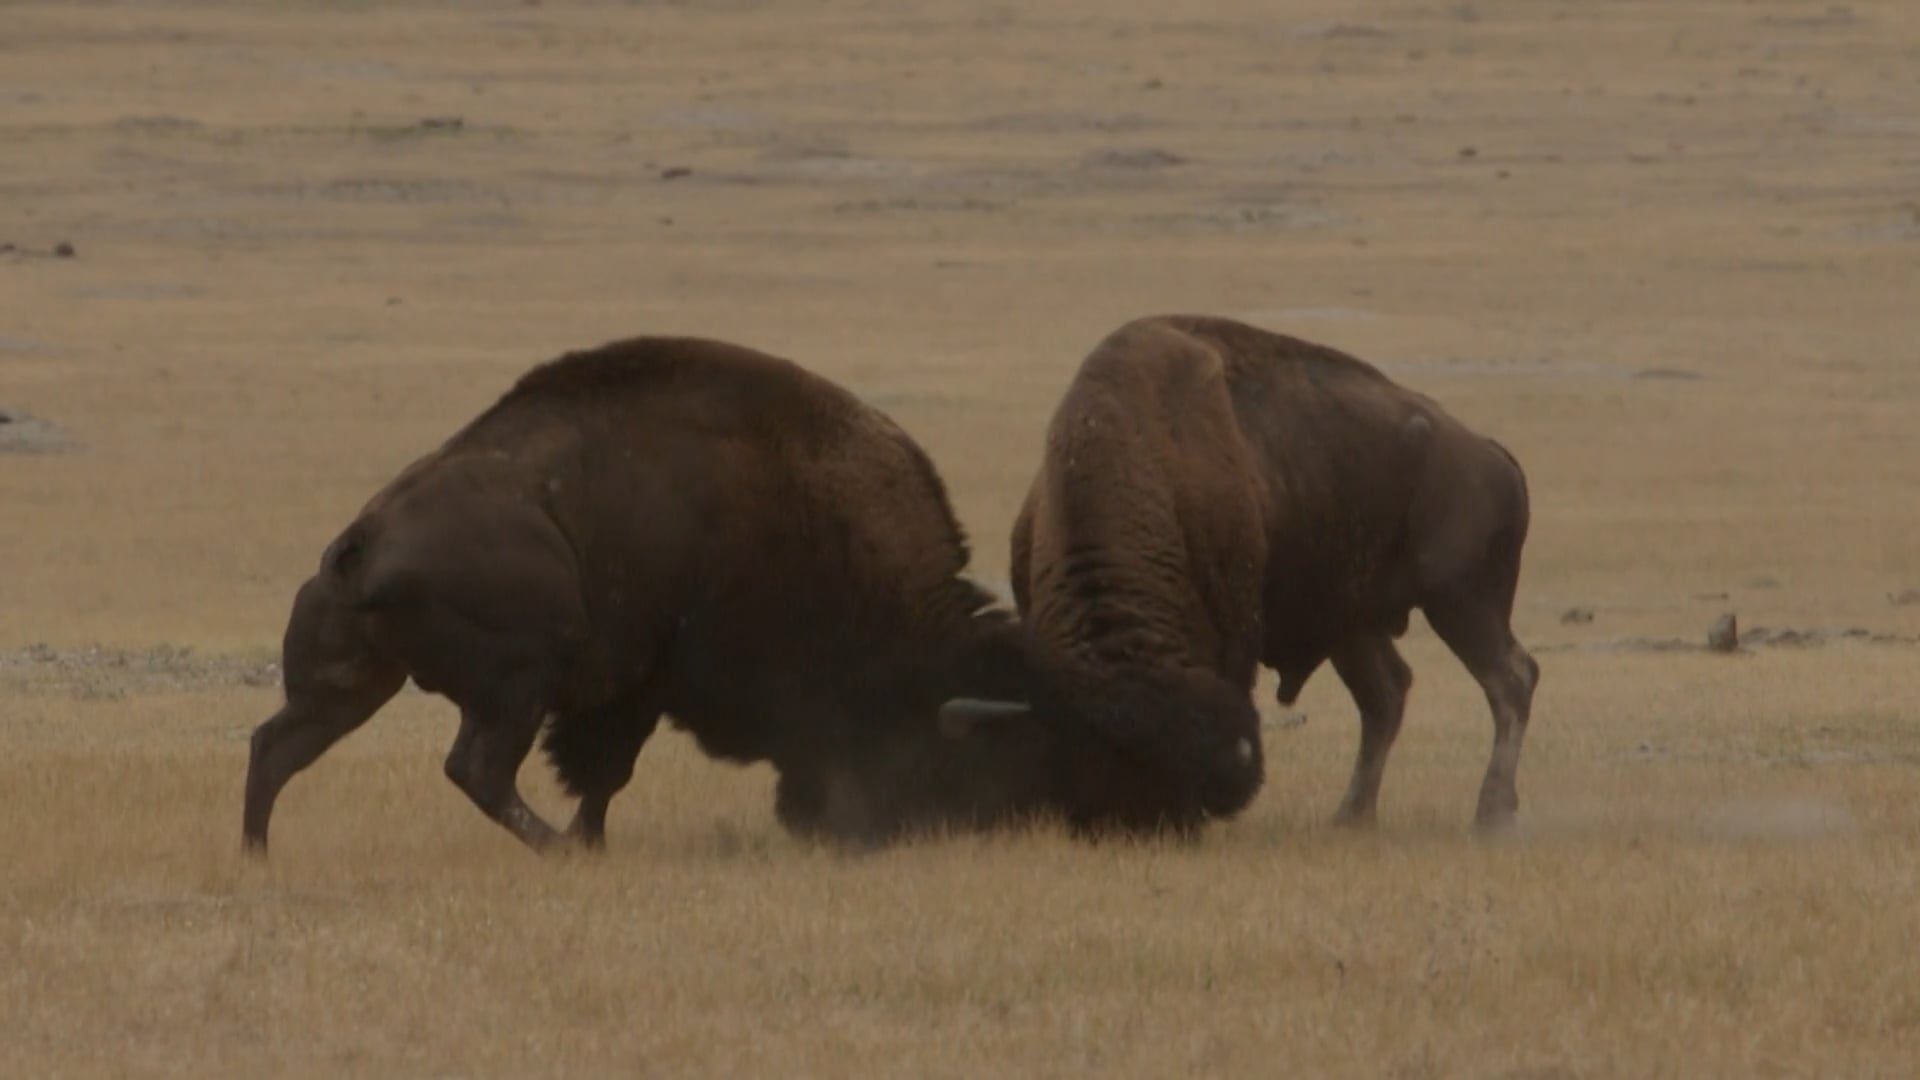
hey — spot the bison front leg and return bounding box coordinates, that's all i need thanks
[1328,636,1413,827]
[444,689,565,854]
[555,704,663,851]
[560,720,654,851]
[775,761,883,847]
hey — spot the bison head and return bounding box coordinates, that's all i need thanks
[934,667,1265,836]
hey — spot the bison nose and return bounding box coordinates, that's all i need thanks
[1236,738,1254,765]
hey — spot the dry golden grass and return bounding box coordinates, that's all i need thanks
[4,0,1919,1075]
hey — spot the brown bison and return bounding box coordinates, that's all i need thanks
[941,314,1539,834]
[242,334,1041,857]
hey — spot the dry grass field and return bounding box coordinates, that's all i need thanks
[5,0,1920,1075]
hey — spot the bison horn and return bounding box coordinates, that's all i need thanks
[937,697,1032,739]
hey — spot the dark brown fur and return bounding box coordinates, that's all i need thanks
[945,314,1539,834]
[242,334,1040,857]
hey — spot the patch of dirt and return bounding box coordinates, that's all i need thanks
[304,177,499,204]
[0,644,281,700]
[1695,796,1858,841]
[67,282,201,300]
[1292,22,1391,40]
[1134,202,1349,232]
[831,197,1012,216]
[974,111,1157,135]
[1539,625,1920,656]
[1740,625,1918,648]
[1380,356,1571,379]
[0,239,76,259]
[363,115,465,139]
[1241,306,1379,324]
[645,104,780,133]
[1537,636,1716,656]
[113,114,204,133]
[0,408,78,454]
[1079,146,1189,171]
[1263,710,1308,732]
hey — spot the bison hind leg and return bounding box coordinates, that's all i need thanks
[1423,595,1538,832]
[243,576,407,854]
[1414,473,1536,830]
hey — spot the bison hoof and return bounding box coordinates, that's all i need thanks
[1472,805,1519,836]
[557,830,607,855]
[1330,807,1377,829]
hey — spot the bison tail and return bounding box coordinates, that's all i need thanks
[319,520,371,578]
[317,519,400,614]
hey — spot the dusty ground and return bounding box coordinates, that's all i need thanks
[4,0,1919,1075]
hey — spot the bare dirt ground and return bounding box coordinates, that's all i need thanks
[4,1,1919,1075]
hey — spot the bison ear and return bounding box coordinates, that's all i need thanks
[937,697,1032,739]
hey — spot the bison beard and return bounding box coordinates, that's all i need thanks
[1035,656,1265,835]
[940,648,1267,838]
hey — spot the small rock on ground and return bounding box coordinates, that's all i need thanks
[1707,613,1739,651]
[0,408,76,454]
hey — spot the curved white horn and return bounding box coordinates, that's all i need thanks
[937,697,1032,738]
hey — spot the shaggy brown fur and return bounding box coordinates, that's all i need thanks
[943,314,1539,835]
[243,334,1038,857]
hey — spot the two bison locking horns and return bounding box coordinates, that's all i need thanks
[242,314,1537,858]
